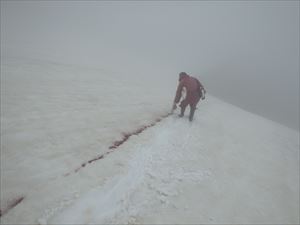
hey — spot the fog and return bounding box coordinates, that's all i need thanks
[1,1,299,130]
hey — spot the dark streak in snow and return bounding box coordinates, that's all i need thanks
[109,112,171,149]
[0,196,24,217]
[64,112,172,176]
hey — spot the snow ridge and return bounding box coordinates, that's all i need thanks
[50,116,212,224]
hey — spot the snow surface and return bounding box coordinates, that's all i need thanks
[1,57,299,224]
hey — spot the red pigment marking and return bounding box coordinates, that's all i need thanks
[0,196,24,217]
[108,112,172,150]
[64,112,172,176]
[88,154,104,164]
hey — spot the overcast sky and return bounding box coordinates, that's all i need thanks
[1,1,299,130]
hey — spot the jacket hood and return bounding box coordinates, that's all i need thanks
[179,72,189,81]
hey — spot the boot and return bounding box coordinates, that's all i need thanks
[179,106,186,117]
[189,107,195,121]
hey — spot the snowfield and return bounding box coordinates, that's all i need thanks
[1,57,299,224]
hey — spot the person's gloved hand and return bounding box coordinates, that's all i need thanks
[201,89,206,100]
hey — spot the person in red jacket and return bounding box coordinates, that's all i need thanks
[172,72,206,121]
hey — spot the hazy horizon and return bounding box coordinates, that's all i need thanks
[1,1,299,130]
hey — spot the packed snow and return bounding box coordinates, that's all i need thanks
[1,57,299,224]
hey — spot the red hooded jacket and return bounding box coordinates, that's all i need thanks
[174,74,203,108]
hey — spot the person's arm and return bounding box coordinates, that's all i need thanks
[172,81,184,110]
[174,81,184,103]
[197,80,206,99]
[198,81,206,93]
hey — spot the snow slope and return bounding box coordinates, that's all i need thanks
[1,58,299,224]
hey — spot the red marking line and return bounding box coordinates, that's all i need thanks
[109,112,171,149]
[0,196,24,217]
[64,112,172,176]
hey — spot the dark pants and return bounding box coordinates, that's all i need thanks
[180,100,198,121]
